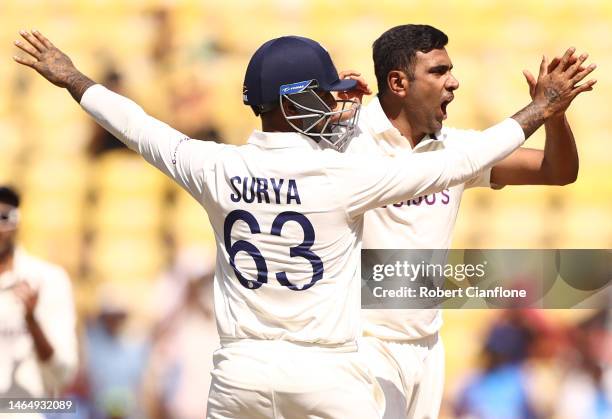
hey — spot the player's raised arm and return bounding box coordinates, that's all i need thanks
[344,48,596,217]
[13,30,226,200]
[509,47,596,138]
[489,51,595,186]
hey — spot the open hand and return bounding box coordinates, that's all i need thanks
[529,47,596,117]
[13,29,95,101]
[13,29,79,88]
[523,52,588,100]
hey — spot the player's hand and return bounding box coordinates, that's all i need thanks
[523,53,586,100]
[13,29,79,88]
[13,29,95,102]
[13,281,39,319]
[327,70,371,124]
[530,47,596,118]
[337,69,373,103]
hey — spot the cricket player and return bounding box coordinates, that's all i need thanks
[344,25,597,418]
[14,29,585,418]
[0,186,78,419]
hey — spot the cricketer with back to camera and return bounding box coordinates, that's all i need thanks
[13,27,594,418]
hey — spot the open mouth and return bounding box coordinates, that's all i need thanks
[440,95,454,119]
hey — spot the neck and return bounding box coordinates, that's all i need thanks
[378,94,426,148]
[261,120,292,132]
[261,110,294,133]
[0,248,14,275]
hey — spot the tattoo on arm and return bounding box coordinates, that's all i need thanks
[544,86,561,104]
[511,101,546,139]
[65,70,96,102]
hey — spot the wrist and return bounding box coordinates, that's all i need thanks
[547,112,566,123]
[531,99,553,120]
[65,70,96,102]
[24,311,36,324]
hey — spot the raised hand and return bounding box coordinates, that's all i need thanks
[512,47,596,138]
[13,29,95,101]
[337,69,373,103]
[523,53,585,100]
[531,48,596,117]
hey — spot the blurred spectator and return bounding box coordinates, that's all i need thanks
[0,186,78,417]
[149,7,174,67]
[144,245,218,419]
[167,74,223,142]
[148,6,226,68]
[555,310,612,419]
[87,68,132,158]
[455,311,537,419]
[84,284,150,419]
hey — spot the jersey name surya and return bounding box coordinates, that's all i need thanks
[230,176,302,205]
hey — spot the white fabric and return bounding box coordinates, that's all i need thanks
[359,334,444,419]
[80,84,523,417]
[80,84,523,348]
[207,340,384,419]
[347,96,496,340]
[405,335,445,419]
[0,249,78,418]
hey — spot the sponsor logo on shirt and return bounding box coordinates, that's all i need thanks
[382,189,450,209]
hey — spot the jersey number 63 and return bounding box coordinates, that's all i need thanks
[223,210,324,291]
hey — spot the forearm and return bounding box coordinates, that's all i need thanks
[25,313,54,362]
[451,118,526,178]
[79,84,152,152]
[542,114,579,184]
[362,118,526,213]
[511,100,550,139]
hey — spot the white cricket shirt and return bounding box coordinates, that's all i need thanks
[347,96,494,340]
[80,85,523,349]
[0,249,78,403]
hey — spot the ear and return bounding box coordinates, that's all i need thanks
[281,99,298,116]
[387,70,410,98]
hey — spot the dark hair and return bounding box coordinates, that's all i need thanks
[373,24,448,94]
[0,186,20,208]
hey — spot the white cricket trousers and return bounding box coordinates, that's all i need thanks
[359,334,444,419]
[206,340,384,419]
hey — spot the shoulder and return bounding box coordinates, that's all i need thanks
[344,125,379,154]
[439,125,482,147]
[321,145,386,175]
[17,251,71,288]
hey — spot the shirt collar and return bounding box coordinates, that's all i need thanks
[363,95,442,150]
[364,95,394,135]
[247,130,322,150]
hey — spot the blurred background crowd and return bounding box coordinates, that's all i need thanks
[0,0,610,418]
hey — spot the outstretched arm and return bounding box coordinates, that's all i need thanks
[14,30,226,202]
[490,52,594,186]
[345,48,596,216]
